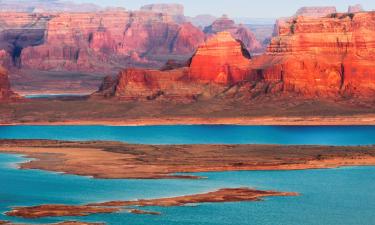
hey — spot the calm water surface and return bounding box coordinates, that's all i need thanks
[1,125,375,145]
[0,125,375,224]
[0,154,374,225]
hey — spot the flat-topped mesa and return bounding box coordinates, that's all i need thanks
[204,15,262,53]
[140,4,184,16]
[295,6,337,18]
[0,66,18,100]
[348,4,364,13]
[189,32,252,84]
[257,11,375,97]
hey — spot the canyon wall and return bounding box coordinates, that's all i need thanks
[256,11,375,97]
[19,10,205,72]
[96,11,375,101]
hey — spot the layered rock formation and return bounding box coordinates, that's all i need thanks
[0,12,50,67]
[0,66,17,100]
[189,32,252,84]
[204,15,262,53]
[17,10,205,72]
[256,11,375,97]
[94,32,252,100]
[96,10,375,100]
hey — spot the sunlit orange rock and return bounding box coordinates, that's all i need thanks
[253,11,375,97]
[189,32,252,85]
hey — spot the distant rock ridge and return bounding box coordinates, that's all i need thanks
[348,4,364,13]
[204,15,263,53]
[295,6,337,18]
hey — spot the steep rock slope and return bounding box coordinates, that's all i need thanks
[253,11,375,97]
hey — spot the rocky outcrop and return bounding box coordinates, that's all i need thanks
[0,66,18,100]
[256,11,375,97]
[204,15,262,53]
[189,32,252,84]
[94,32,251,100]
[295,7,337,17]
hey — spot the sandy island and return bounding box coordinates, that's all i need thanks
[6,188,298,219]
[0,140,374,179]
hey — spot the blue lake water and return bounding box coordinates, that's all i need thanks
[1,125,375,224]
[0,154,375,225]
[0,125,375,145]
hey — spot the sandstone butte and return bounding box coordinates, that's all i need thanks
[93,31,253,100]
[95,10,375,100]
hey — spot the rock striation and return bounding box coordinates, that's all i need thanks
[17,10,205,73]
[204,15,262,53]
[257,11,375,97]
[189,32,252,84]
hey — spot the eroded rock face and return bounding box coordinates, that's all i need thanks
[0,67,18,100]
[189,32,252,84]
[257,12,375,97]
[94,32,250,100]
[18,10,205,73]
[204,15,262,53]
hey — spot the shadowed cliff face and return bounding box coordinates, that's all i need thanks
[0,13,50,68]
[0,10,205,73]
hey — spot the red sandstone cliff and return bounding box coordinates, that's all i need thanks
[255,11,375,97]
[189,32,252,84]
[204,15,262,53]
[94,32,250,100]
[0,9,205,73]
[0,66,18,100]
[96,11,375,100]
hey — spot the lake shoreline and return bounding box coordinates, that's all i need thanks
[1,140,375,179]
[2,115,375,126]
